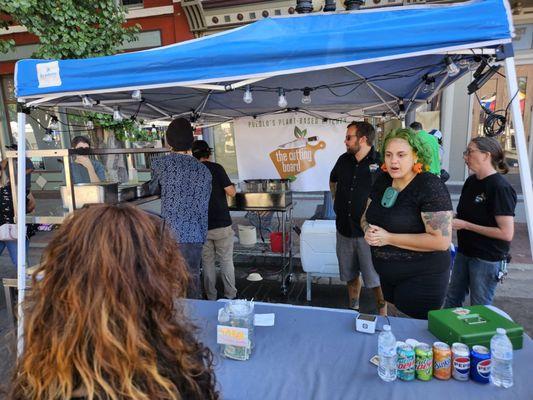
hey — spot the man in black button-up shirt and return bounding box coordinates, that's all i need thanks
[330,121,386,314]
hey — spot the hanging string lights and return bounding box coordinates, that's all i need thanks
[113,106,124,122]
[277,88,288,108]
[398,98,405,118]
[301,87,312,105]
[422,74,436,93]
[243,85,253,104]
[235,55,477,113]
[29,54,481,138]
[81,95,93,108]
[445,56,460,77]
[131,89,142,101]
[43,115,61,143]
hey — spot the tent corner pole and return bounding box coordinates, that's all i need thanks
[16,110,27,357]
[503,57,533,261]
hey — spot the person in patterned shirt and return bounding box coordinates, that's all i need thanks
[151,118,211,298]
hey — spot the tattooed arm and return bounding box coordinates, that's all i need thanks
[360,198,371,234]
[365,210,453,252]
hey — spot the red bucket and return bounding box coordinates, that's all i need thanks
[270,232,288,253]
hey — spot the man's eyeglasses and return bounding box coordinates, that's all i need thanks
[345,135,358,141]
[462,149,482,156]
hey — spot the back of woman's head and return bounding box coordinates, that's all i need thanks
[11,204,218,400]
[471,136,509,174]
[381,128,433,171]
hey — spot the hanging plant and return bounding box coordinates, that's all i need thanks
[86,112,160,142]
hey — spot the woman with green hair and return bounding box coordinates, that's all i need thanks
[361,128,453,319]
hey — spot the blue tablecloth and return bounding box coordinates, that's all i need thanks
[186,300,531,400]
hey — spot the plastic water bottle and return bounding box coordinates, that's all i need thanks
[490,328,513,388]
[378,325,397,382]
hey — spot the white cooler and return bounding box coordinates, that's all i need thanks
[300,220,340,301]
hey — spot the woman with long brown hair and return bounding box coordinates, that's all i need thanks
[10,204,219,400]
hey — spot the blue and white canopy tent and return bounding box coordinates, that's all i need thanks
[12,0,532,348]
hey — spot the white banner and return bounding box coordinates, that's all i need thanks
[234,112,355,192]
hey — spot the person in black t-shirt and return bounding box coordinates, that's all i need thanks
[444,137,516,308]
[192,140,237,300]
[363,128,453,319]
[330,121,386,314]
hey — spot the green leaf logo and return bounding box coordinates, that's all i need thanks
[294,126,308,138]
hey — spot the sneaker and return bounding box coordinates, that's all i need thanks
[349,298,360,311]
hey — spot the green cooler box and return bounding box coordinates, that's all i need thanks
[428,306,523,350]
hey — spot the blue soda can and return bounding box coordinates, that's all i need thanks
[470,345,491,384]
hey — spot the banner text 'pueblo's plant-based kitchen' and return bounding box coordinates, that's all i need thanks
[233,112,353,192]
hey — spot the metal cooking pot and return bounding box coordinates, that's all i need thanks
[243,179,267,192]
[267,179,291,192]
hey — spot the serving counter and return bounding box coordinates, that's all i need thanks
[5,147,167,224]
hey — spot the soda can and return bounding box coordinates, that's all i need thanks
[397,343,416,381]
[451,343,470,381]
[433,342,452,380]
[470,345,491,384]
[415,343,433,381]
[405,338,419,349]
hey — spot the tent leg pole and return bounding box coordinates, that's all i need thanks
[16,110,27,357]
[528,109,533,173]
[504,57,533,261]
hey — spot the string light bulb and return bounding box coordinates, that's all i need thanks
[243,85,253,104]
[469,56,483,71]
[277,88,288,108]
[458,58,470,69]
[81,95,93,108]
[42,131,53,142]
[87,120,94,130]
[398,98,405,113]
[422,75,436,93]
[44,116,61,143]
[445,56,460,77]
[48,115,60,131]
[151,124,158,135]
[113,106,123,122]
[301,87,312,105]
[131,89,142,101]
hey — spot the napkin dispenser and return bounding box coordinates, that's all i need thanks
[356,313,377,334]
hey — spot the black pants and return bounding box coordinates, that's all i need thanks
[179,242,203,299]
[373,251,450,319]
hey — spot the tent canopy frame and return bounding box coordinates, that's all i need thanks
[12,0,533,355]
